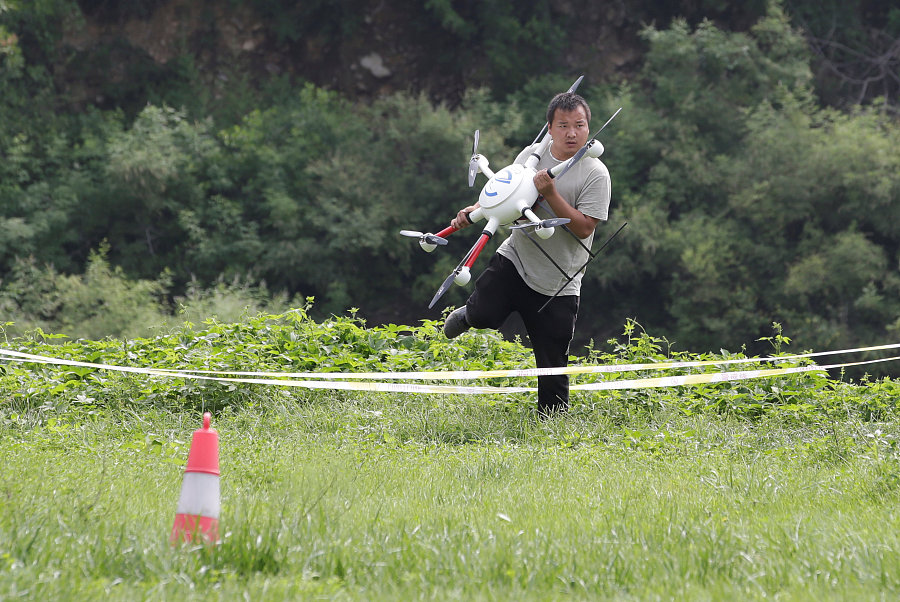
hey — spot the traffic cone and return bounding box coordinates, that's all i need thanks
[170,412,220,544]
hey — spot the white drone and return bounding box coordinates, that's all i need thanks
[400,76,622,309]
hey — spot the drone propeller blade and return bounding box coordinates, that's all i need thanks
[510,217,572,230]
[529,124,548,147]
[590,106,622,140]
[568,75,585,93]
[423,235,449,246]
[428,270,458,309]
[467,130,480,187]
[537,217,571,228]
[400,230,449,246]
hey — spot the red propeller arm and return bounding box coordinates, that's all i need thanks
[434,210,475,240]
[434,225,458,239]
[463,232,492,269]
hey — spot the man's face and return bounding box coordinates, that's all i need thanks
[548,106,590,160]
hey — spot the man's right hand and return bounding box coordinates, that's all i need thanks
[451,206,477,230]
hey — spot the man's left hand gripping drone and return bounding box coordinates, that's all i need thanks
[400,76,621,309]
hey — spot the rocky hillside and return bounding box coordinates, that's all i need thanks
[14,1,898,119]
[56,0,768,111]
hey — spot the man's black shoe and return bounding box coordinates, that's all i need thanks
[443,306,471,339]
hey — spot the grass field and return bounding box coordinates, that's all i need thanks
[2,314,900,599]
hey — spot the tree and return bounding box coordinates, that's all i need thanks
[577,2,900,363]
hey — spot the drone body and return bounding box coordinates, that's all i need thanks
[400,76,619,309]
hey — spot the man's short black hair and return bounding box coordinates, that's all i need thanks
[546,92,591,125]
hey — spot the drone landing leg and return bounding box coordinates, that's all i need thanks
[537,222,628,313]
[522,229,572,277]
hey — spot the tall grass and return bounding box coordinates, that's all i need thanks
[3,404,900,600]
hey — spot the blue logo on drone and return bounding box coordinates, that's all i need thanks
[485,170,513,197]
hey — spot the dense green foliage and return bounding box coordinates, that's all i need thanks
[1,1,899,369]
[3,317,900,598]
[2,311,897,423]
[604,11,900,356]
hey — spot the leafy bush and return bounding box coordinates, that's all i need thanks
[1,314,896,427]
[579,4,900,369]
[0,248,170,340]
[0,247,300,341]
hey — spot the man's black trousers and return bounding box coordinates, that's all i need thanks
[464,253,579,414]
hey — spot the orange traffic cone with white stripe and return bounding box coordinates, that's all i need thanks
[171,412,220,544]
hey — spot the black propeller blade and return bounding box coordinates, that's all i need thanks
[590,106,622,140]
[509,217,571,230]
[428,270,459,309]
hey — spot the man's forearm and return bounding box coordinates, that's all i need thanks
[542,192,598,238]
